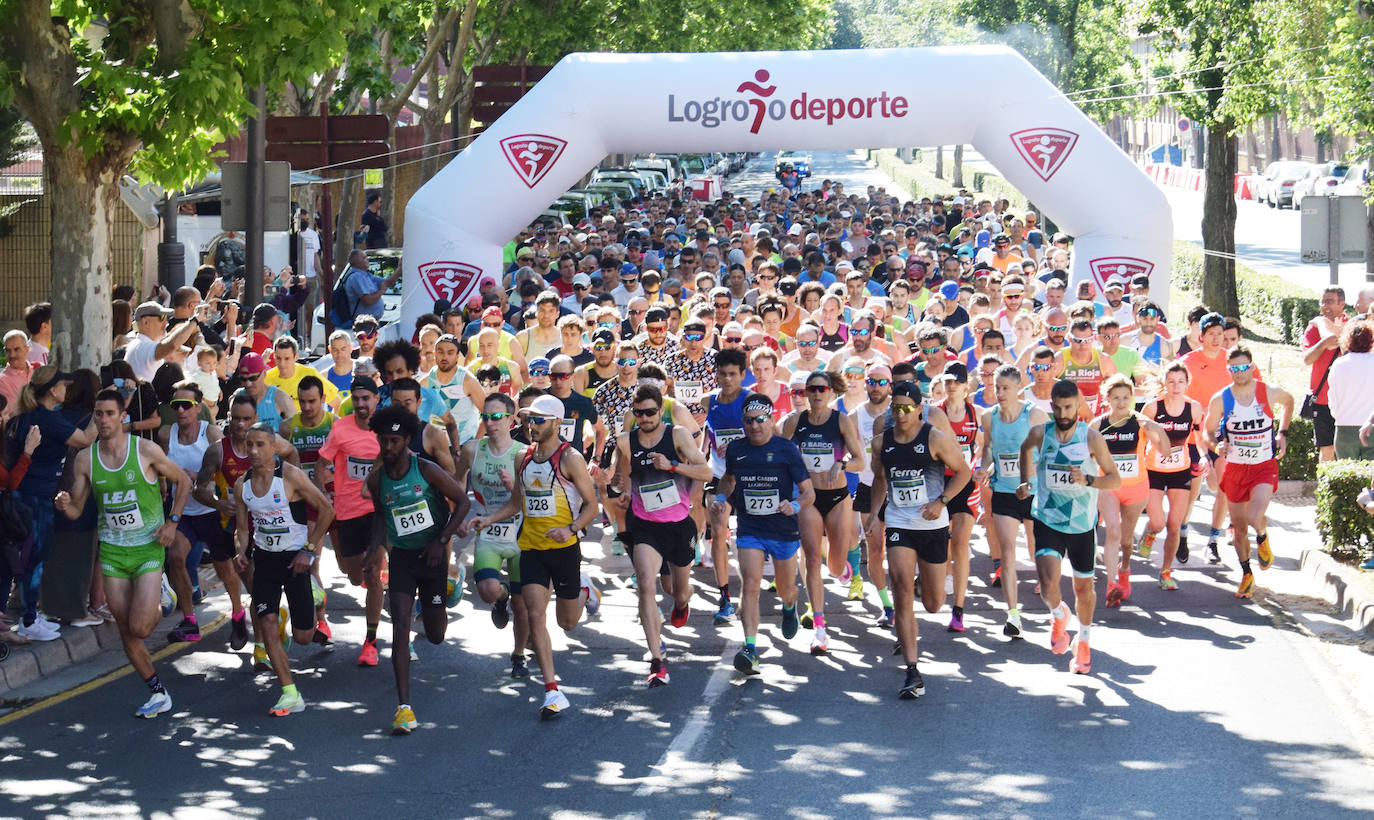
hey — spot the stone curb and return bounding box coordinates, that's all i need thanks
[1300,548,1374,635]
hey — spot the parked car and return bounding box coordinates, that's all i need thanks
[1293,162,1350,202]
[1337,166,1370,198]
[1257,160,1315,208]
[591,169,651,195]
[533,209,571,231]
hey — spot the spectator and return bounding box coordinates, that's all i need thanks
[123,300,200,383]
[359,191,388,249]
[1334,321,1374,460]
[335,249,400,329]
[0,395,39,644]
[23,302,52,365]
[105,359,162,439]
[46,369,104,627]
[1302,286,1347,462]
[0,330,35,417]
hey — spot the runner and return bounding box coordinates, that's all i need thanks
[1024,348,1056,412]
[1203,346,1294,599]
[935,365,981,632]
[233,423,334,716]
[782,370,866,655]
[467,394,602,720]
[703,348,755,624]
[280,376,336,640]
[423,333,485,446]
[455,392,533,679]
[1093,374,1171,603]
[1139,362,1208,589]
[1052,318,1116,420]
[365,404,471,734]
[1017,379,1121,674]
[714,394,814,675]
[851,362,895,627]
[610,383,712,686]
[55,387,193,718]
[573,328,618,399]
[388,378,457,472]
[868,382,971,698]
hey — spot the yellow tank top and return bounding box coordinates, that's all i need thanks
[517,443,581,550]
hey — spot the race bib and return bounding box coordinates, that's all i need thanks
[1229,432,1273,465]
[1112,453,1140,479]
[346,456,372,482]
[891,475,927,508]
[441,383,465,401]
[1156,445,1186,470]
[483,518,518,544]
[743,489,780,515]
[638,479,681,513]
[303,463,316,484]
[1046,463,1078,490]
[801,443,836,473]
[392,500,433,535]
[524,489,555,518]
[961,444,975,466]
[714,428,744,455]
[256,526,289,551]
[560,419,576,443]
[104,505,144,532]
[675,380,704,404]
[997,453,1019,478]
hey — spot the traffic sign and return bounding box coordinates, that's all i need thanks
[1176,118,1190,133]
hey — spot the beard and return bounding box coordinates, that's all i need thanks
[1054,415,1077,431]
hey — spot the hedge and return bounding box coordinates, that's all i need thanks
[867,149,1029,211]
[1171,242,1320,345]
[1315,459,1374,556]
[1278,415,1317,480]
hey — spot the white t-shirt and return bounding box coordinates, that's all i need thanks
[610,284,642,311]
[123,333,162,382]
[300,229,321,278]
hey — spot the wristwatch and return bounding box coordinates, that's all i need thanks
[169,514,181,524]
[937,494,949,505]
[303,542,318,555]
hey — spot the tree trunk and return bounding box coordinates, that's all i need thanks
[384,118,398,247]
[1270,115,1282,163]
[1201,125,1240,317]
[952,144,965,187]
[419,114,445,183]
[47,148,118,369]
[935,145,943,179]
[1246,126,1260,174]
[332,171,362,275]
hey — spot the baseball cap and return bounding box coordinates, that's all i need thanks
[572,273,592,289]
[516,246,534,260]
[30,367,72,395]
[591,328,616,345]
[522,394,565,419]
[350,375,379,395]
[788,224,803,236]
[134,301,173,321]
[238,352,267,375]
[1200,312,1225,332]
[975,230,991,249]
[939,281,961,300]
[892,381,922,402]
[1105,276,1126,291]
[1131,274,1151,287]
[481,306,503,320]
[529,357,551,372]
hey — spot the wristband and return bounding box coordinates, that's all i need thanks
[715,493,727,505]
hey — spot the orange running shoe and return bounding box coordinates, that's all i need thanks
[1105,582,1123,608]
[1117,571,1132,602]
[1235,572,1255,599]
[357,639,379,667]
[1070,637,1091,674]
[1050,611,1070,654]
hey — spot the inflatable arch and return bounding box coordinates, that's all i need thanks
[400,45,1172,333]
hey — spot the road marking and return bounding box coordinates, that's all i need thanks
[0,612,230,727]
[634,640,739,797]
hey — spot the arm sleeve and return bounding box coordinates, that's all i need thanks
[4,453,32,490]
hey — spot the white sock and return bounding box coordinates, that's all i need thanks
[1078,624,1092,643]
[1052,602,1069,620]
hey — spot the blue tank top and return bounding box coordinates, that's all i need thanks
[1135,332,1165,365]
[706,389,754,478]
[256,385,284,430]
[988,401,1033,493]
[1031,421,1098,533]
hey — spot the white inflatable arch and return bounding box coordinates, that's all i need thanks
[401,45,1172,333]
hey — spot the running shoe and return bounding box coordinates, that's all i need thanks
[492,594,511,630]
[877,607,895,629]
[1070,637,1091,675]
[611,540,626,556]
[252,644,271,671]
[1177,538,1191,564]
[1207,540,1222,565]
[229,611,249,651]
[947,612,965,632]
[135,690,172,719]
[93,604,115,622]
[540,688,571,720]
[16,619,60,642]
[1257,536,1274,571]
[167,617,201,643]
[1361,556,1374,571]
[899,665,925,699]
[357,639,379,667]
[311,577,326,608]
[409,641,419,662]
[269,690,306,716]
[446,565,466,607]
[510,653,529,679]
[1158,571,1178,591]
[892,640,903,656]
[714,600,737,625]
[1118,572,1132,603]
[1050,611,1070,654]
[1136,531,1155,559]
[391,705,418,735]
[191,587,205,605]
[810,626,829,655]
[780,605,800,639]
[838,561,853,584]
[71,610,105,628]
[1033,581,1041,596]
[1235,572,1255,599]
[1003,611,1023,639]
[313,619,332,645]
[581,573,602,618]
[1105,581,1124,608]
[800,604,815,630]
[990,564,1002,588]
[647,658,670,687]
[847,575,865,601]
[670,602,690,629]
[733,646,760,675]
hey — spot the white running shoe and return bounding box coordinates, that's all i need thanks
[16,619,60,641]
[135,690,172,719]
[581,572,601,618]
[540,688,571,720]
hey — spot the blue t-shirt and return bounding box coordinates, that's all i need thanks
[325,366,353,397]
[343,266,385,322]
[726,434,809,541]
[16,405,77,497]
[797,270,837,288]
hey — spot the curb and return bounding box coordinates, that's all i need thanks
[1300,548,1374,635]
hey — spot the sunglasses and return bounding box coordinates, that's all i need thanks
[798,340,818,348]
[632,407,661,417]
[1031,363,1053,371]
[593,343,614,351]
[598,322,618,329]
[892,404,918,415]
[724,337,742,344]
[921,345,943,355]
[1005,294,1023,300]
[617,358,638,367]
[866,378,890,387]
[550,372,573,381]
[1071,337,1093,344]
[1228,363,1253,373]
[744,414,771,425]
[682,332,705,342]
[852,328,872,337]
[574,284,588,290]
[1047,324,1068,333]
[806,384,831,393]
[630,309,646,316]
[1100,333,1120,341]
[357,330,378,339]
[530,369,550,377]
[170,399,197,409]
[526,415,554,425]
[790,388,806,397]
[480,411,511,421]
[715,302,732,309]
[646,325,667,333]
[479,379,500,388]
[240,374,261,383]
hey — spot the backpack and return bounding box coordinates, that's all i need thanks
[328,267,361,329]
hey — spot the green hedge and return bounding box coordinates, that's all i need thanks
[1315,459,1374,556]
[867,149,1029,210]
[1171,242,1320,344]
[1279,415,1317,480]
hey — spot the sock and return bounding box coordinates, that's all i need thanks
[233,610,245,621]
[906,661,919,671]
[719,585,731,603]
[1210,527,1224,539]
[545,681,558,692]
[878,588,893,608]
[1241,560,1253,575]
[365,624,378,643]
[1052,602,1069,620]
[847,546,862,575]
[145,673,166,694]
[1078,624,1092,643]
[813,613,826,630]
[282,683,298,698]
[185,613,197,625]
[254,641,264,654]
[952,605,964,619]
[1256,531,1268,546]
[992,558,1001,569]
[1007,607,1020,619]
[744,635,756,650]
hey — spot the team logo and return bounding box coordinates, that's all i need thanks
[272,492,281,503]
[499,134,567,189]
[418,259,483,304]
[124,470,135,482]
[412,485,422,495]
[668,69,910,135]
[1087,256,1155,292]
[1009,128,1079,182]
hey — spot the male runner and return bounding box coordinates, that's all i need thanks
[1052,318,1116,420]
[703,349,756,624]
[468,394,602,720]
[868,382,971,699]
[281,376,336,639]
[611,383,712,686]
[715,394,814,675]
[56,388,192,718]
[1017,380,1121,674]
[424,333,485,446]
[1204,346,1294,599]
[366,405,470,734]
[852,362,895,627]
[234,423,334,716]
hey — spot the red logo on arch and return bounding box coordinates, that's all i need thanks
[1087,256,1155,292]
[500,134,568,189]
[418,260,483,304]
[1010,128,1079,182]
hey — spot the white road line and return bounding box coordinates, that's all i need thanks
[633,640,740,797]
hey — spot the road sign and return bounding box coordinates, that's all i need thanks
[1301,195,1368,263]
[220,161,290,231]
[1177,118,1190,133]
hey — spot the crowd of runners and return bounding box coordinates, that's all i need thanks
[3,167,1300,731]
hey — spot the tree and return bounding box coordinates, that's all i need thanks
[0,0,368,368]
[1141,0,1275,317]
[0,104,33,170]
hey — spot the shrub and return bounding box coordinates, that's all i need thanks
[1279,415,1317,480]
[1171,242,1319,344]
[1315,459,1374,557]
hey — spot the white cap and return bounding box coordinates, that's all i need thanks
[522,394,566,419]
[788,224,803,236]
